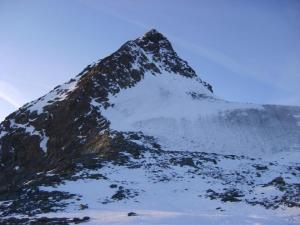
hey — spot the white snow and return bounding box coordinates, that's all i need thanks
[26,78,79,115]
[100,71,299,157]
[38,154,300,225]
[293,114,300,126]
[39,135,49,152]
[14,166,20,170]
[0,130,7,139]
[9,119,49,152]
[101,71,260,121]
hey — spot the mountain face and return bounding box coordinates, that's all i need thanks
[0,29,300,225]
[0,29,214,173]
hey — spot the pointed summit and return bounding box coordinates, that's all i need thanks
[139,29,169,43]
[120,29,199,79]
[0,29,213,174]
[142,28,162,36]
[136,29,174,55]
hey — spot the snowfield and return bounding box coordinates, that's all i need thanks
[102,71,300,157]
[36,149,300,225]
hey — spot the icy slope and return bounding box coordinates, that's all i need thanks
[102,71,300,157]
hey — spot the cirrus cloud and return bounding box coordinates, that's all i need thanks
[0,80,23,108]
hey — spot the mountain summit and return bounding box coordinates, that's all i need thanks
[0,30,300,224]
[0,29,213,171]
[0,28,299,173]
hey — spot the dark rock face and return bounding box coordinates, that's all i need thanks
[0,216,90,225]
[206,189,244,202]
[0,29,213,192]
[128,212,138,217]
[267,176,286,187]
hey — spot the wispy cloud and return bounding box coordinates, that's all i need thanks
[169,36,256,77]
[0,80,23,108]
[79,0,149,29]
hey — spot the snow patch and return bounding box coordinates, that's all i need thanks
[9,119,49,153]
[293,114,300,126]
[26,78,79,115]
[0,130,7,139]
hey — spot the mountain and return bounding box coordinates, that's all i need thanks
[0,29,299,225]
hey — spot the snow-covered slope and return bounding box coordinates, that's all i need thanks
[102,70,300,157]
[6,147,299,225]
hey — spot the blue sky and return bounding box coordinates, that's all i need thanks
[0,0,299,121]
